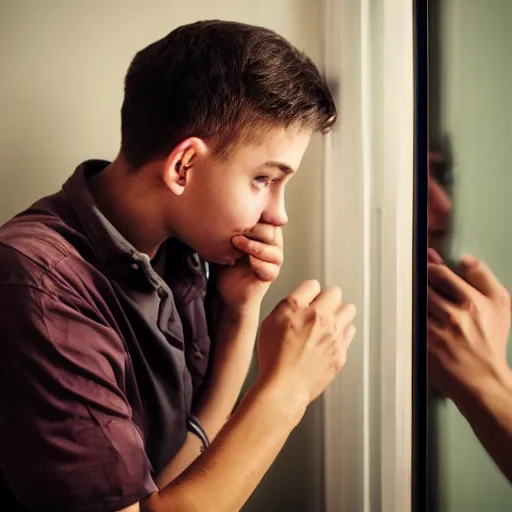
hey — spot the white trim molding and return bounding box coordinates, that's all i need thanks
[378,1,415,510]
[321,0,415,511]
[321,0,371,510]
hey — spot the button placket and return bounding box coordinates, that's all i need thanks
[157,285,168,300]
[193,345,204,359]
[135,252,171,296]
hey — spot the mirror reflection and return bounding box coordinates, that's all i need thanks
[428,1,512,510]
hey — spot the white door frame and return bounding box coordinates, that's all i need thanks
[321,0,415,511]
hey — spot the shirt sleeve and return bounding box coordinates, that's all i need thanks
[0,282,158,512]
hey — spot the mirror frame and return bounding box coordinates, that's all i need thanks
[412,0,429,510]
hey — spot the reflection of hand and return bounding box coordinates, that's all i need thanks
[216,223,283,315]
[427,254,512,401]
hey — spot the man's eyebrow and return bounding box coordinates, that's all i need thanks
[264,161,296,175]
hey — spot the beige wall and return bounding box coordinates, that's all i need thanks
[0,1,326,510]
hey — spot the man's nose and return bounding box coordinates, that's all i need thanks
[429,179,452,216]
[262,195,288,227]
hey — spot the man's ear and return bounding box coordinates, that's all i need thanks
[163,137,209,196]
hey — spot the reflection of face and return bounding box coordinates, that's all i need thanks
[174,127,312,264]
[428,156,452,256]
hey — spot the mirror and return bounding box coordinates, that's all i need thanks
[428,0,512,510]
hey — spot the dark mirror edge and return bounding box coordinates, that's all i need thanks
[412,0,429,510]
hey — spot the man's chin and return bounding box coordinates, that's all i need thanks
[209,251,245,266]
[225,252,246,266]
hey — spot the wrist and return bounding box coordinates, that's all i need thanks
[454,364,512,418]
[250,376,308,429]
[218,299,261,327]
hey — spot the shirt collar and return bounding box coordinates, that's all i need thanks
[63,160,141,268]
[63,160,204,289]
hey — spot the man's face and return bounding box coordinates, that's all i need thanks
[174,126,312,264]
[428,152,453,256]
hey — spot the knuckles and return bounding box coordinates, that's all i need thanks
[495,288,511,310]
[446,310,463,334]
[309,306,337,335]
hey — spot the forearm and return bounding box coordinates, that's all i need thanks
[454,367,512,482]
[195,303,260,439]
[142,381,306,512]
[154,432,203,489]
[154,305,260,488]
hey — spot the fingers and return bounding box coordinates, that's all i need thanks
[281,282,356,347]
[244,223,283,248]
[287,279,322,308]
[248,255,279,282]
[311,286,342,314]
[344,323,357,348]
[333,319,356,372]
[427,316,452,359]
[310,288,356,342]
[457,254,507,300]
[428,285,457,324]
[334,302,356,338]
[428,262,475,304]
[427,247,444,264]
[232,236,283,266]
[427,313,444,338]
[232,227,284,283]
[325,303,356,350]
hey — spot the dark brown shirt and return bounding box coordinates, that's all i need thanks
[0,160,213,511]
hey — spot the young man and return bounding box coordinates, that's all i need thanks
[427,151,512,483]
[0,20,357,512]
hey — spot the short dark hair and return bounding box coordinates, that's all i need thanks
[120,20,337,168]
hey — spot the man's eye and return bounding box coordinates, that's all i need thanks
[254,176,271,188]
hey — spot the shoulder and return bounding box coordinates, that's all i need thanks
[0,223,127,397]
[0,211,79,267]
[0,212,99,297]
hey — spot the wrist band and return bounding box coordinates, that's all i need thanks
[186,414,210,453]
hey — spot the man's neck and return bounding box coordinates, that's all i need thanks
[87,155,170,258]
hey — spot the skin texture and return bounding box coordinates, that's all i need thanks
[129,281,356,512]
[427,252,512,483]
[89,125,311,312]
[427,150,512,483]
[85,125,358,512]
